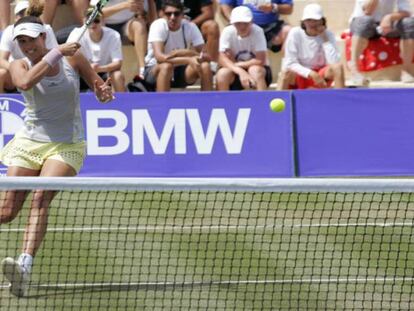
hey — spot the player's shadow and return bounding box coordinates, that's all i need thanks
[25,281,234,299]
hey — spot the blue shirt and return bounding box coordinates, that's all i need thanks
[219,0,293,26]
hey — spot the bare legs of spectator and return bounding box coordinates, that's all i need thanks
[109,70,126,92]
[350,35,370,86]
[325,63,345,88]
[0,0,10,31]
[216,66,267,91]
[270,24,291,52]
[276,70,295,90]
[42,0,88,25]
[152,62,212,92]
[201,20,220,63]
[127,18,147,78]
[400,38,414,82]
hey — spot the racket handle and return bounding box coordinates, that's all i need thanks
[68,24,88,43]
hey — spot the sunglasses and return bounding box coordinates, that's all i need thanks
[164,11,181,17]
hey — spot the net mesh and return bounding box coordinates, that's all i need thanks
[0,178,413,310]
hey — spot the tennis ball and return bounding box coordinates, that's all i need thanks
[269,98,285,113]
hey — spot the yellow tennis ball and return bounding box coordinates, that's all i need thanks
[269,98,285,113]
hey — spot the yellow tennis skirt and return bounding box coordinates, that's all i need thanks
[0,133,86,174]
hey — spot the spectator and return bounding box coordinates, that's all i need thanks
[68,7,126,91]
[156,0,220,72]
[216,6,271,90]
[219,0,293,53]
[41,0,89,26]
[349,0,414,85]
[277,3,344,90]
[100,0,157,80]
[144,0,213,91]
[0,0,58,93]
[0,0,10,37]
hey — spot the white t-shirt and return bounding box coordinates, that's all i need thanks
[350,0,411,22]
[0,24,58,61]
[281,26,340,78]
[145,18,204,67]
[67,26,122,66]
[93,0,149,25]
[219,23,268,65]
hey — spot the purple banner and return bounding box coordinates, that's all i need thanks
[0,92,293,177]
[294,88,414,176]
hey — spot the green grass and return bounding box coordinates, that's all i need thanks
[1,191,414,310]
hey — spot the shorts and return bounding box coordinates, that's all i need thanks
[261,20,285,53]
[291,66,333,89]
[144,65,191,89]
[230,65,272,90]
[350,16,414,40]
[0,133,86,174]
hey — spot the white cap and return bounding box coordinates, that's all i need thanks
[13,22,45,40]
[14,0,29,15]
[230,6,253,24]
[301,3,324,21]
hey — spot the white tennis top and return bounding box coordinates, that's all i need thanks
[19,57,83,143]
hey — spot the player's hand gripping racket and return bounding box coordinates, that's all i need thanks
[70,0,109,42]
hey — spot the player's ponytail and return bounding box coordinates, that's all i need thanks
[25,0,44,18]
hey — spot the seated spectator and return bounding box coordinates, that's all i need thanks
[156,0,220,72]
[41,0,89,26]
[0,0,10,38]
[216,6,271,91]
[144,0,213,91]
[277,3,344,90]
[0,0,58,93]
[349,0,414,85]
[100,0,157,80]
[219,0,293,53]
[68,8,126,92]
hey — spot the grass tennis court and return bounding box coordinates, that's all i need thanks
[1,190,414,310]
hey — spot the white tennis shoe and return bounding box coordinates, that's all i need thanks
[1,257,30,297]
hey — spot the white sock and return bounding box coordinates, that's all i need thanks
[17,253,33,274]
[139,67,145,77]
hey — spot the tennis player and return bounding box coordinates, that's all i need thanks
[0,16,113,297]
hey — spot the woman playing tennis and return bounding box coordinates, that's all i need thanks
[0,15,114,297]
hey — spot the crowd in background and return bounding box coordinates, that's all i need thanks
[0,0,414,93]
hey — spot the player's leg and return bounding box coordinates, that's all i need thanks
[1,166,39,297]
[247,65,267,90]
[215,67,236,90]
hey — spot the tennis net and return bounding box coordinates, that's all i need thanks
[0,178,413,310]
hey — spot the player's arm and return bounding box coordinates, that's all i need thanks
[9,42,80,90]
[191,4,214,27]
[69,51,113,103]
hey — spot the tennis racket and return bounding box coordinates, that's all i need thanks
[70,0,109,42]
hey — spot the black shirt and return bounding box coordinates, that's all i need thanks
[156,0,213,20]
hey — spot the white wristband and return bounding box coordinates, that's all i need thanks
[42,48,63,67]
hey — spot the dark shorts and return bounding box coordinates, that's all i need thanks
[230,65,272,90]
[80,72,108,92]
[144,65,193,90]
[261,20,285,53]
